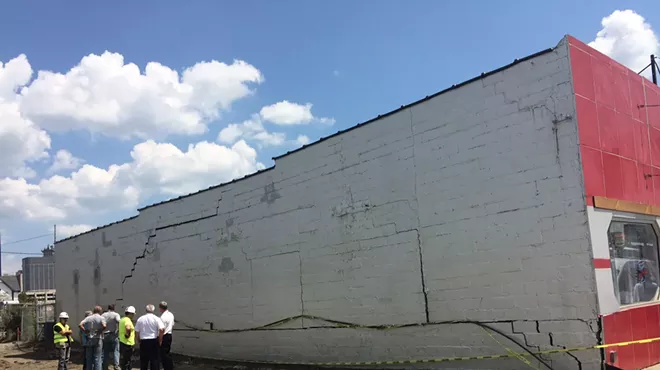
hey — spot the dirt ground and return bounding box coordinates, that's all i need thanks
[0,342,296,370]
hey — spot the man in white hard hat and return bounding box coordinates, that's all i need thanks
[54,312,74,370]
[118,306,136,370]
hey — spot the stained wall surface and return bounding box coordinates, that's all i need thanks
[55,37,601,369]
[569,36,660,369]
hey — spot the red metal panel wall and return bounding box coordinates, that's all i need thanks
[569,35,660,369]
[570,36,660,205]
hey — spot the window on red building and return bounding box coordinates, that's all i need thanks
[608,221,660,306]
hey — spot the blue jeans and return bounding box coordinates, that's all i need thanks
[86,337,103,370]
[102,333,120,370]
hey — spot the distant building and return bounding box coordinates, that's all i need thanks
[22,247,55,292]
[0,275,20,304]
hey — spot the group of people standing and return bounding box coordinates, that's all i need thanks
[53,301,175,370]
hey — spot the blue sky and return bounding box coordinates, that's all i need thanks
[0,1,658,273]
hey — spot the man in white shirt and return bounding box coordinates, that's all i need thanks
[134,304,164,370]
[158,301,175,370]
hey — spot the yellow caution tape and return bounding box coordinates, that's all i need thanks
[176,314,660,366]
[178,336,660,367]
[481,326,536,369]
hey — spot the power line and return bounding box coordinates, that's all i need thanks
[2,234,52,246]
[0,251,41,255]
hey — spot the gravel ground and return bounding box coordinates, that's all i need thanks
[0,342,306,370]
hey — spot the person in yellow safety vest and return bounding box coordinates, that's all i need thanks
[118,306,136,370]
[54,312,74,370]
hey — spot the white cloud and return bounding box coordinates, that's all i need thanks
[127,139,263,195]
[259,100,333,126]
[589,9,660,74]
[218,114,286,147]
[318,117,336,125]
[18,52,264,139]
[57,224,94,239]
[0,55,51,178]
[0,103,51,178]
[10,166,37,180]
[0,140,263,221]
[47,149,83,174]
[0,51,330,226]
[217,123,244,144]
[218,101,333,147]
[0,54,32,100]
[296,135,310,146]
[0,177,68,220]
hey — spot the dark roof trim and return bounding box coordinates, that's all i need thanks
[273,47,555,160]
[55,44,557,244]
[55,215,139,244]
[137,166,275,211]
[55,167,276,244]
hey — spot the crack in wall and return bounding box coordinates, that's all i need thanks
[116,200,223,304]
[511,318,597,370]
[298,252,305,329]
[155,213,217,232]
[408,108,430,324]
[511,321,541,354]
[596,317,605,366]
[249,260,254,322]
[530,103,572,169]
[413,229,430,323]
[117,232,155,303]
[565,349,583,370]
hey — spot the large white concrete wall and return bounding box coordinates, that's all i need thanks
[55,37,601,369]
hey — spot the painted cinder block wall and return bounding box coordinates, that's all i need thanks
[570,36,660,370]
[55,36,602,369]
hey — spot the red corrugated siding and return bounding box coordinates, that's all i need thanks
[569,35,660,369]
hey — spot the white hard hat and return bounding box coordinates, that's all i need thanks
[59,312,69,319]
[125,306,136,314]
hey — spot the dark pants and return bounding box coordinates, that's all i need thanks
[103,333,120,370]
[139,339,160,370]
[160,334,173,370]
[119,342,133,370]
[82,345,88,370]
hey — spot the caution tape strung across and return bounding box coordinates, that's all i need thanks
[175,314,660,366]
[180,336,660,367]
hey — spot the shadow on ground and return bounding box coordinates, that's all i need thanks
[4,343,85,365]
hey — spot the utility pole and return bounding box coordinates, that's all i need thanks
[0,232,2,277]
[652,54,658,85]
[53,225,56,246]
